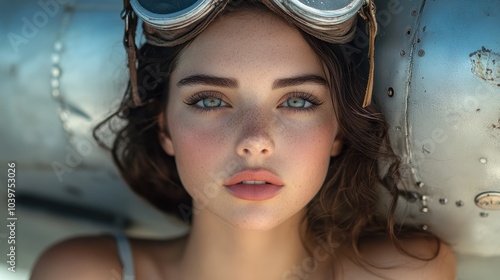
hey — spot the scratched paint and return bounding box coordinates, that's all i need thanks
[469,46,500,87]
[490,119,500,130]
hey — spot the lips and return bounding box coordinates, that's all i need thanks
[223,169,284,201]
[223,169,284,187]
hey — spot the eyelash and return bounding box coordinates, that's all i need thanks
[183,91,323,112]
[279,92,323,112]
[183,91,228,112]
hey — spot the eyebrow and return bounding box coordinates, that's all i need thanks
[176,74,328,89]
[272,75,328,89]
[177,75,238,88]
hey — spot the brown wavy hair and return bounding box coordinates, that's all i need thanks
[94,1,439,276]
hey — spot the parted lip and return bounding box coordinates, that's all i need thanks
[223,169,284,186]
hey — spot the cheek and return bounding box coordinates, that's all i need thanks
[285,118,336,155]
[282,121,336,182]
[168,115,230,182]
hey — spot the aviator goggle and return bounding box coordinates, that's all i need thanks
[121,0,377,107]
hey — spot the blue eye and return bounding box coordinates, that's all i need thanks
[281,97,313,108]
[279,92,322,111]
[184,92,229,111]
[197,98,226,108]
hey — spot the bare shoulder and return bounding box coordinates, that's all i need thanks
[337,235,456,280]
[30,233,188,280]
[30,235,123,280]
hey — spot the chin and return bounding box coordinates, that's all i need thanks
[217,206,299,232]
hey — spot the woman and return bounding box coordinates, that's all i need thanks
[31,1,455,279]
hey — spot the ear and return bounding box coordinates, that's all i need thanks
[330,130,344,157]
[158,112,175,156]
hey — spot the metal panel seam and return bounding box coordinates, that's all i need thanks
[404,0,426,185]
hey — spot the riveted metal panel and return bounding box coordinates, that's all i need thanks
[374,0,500,256]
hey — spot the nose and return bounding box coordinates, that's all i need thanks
[235,112,275,158]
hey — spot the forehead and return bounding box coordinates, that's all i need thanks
[172,10,325,80]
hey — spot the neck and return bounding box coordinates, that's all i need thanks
[177,206,332,280]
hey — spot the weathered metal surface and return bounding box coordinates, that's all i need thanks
[374,0,500,256]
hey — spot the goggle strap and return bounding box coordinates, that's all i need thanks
[359,0,377,108]
[123,0,142,106]
[142,1,230,47]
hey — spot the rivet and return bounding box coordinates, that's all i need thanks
[396,126,402,131]
[456,200,464,207]
[52,89,60,97]
[52,66,61,78]
[416,181,425,188]
[418,49,425,57]
[400,50,406,56]
[51,79,60,88]
[406,28,411,36]
[410,9,417,16]
[421,224,429,231]
[480,158,487,164]
[421,195,428,201]
[480,212,489,217]
[51,54,60,64]
[387,87,394,97]
[60,111,69,121]
[421,206,429,213]
[439,198,448,205]
[54,41,63,52]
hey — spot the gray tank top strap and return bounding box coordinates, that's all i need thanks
[111,231,135,280]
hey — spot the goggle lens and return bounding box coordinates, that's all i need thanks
[136,0,200,14]
[296,0,358,10]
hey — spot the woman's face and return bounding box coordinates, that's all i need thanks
[160,10,343,230]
